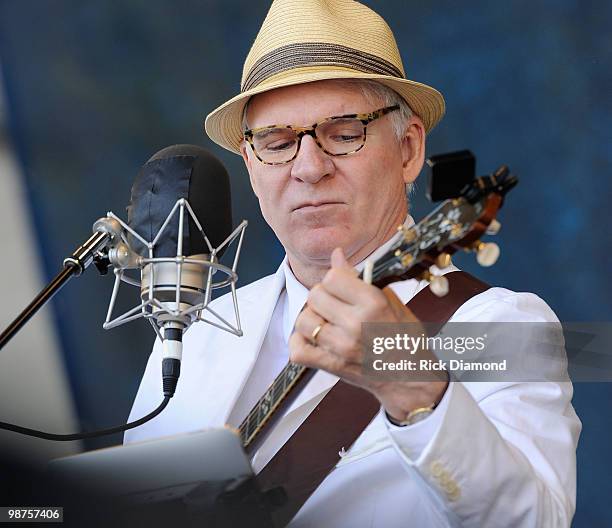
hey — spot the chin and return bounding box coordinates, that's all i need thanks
[289,225,352,261]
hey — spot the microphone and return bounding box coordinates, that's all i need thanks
[0,145,246,441]
[99,144,247,398]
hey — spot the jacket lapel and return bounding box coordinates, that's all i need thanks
[212,265,287,425]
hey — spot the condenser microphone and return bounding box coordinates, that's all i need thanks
[0,145,247,441]
[101,144,247,398]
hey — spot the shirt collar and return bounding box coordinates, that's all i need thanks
[281,215,415,343]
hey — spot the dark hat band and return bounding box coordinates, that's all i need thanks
[241,42,404,92]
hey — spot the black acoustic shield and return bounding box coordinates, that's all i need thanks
[126,145,232,258]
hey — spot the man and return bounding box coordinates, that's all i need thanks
[125,0,580,526]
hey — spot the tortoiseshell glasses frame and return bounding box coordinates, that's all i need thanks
[243,105,400,165]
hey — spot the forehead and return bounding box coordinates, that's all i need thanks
[245,80,379,128]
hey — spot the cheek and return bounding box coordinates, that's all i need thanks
[251,173,286,221]
[352,156,403,201]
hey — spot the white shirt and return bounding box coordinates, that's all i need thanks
[124,222,581,527]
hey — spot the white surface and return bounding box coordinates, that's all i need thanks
[50,428,250,500]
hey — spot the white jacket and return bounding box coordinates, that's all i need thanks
[125,262,580,527]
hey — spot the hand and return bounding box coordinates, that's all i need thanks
[289,247,448,422]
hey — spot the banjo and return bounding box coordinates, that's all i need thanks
[236,164,518,525]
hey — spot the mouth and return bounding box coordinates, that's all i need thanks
[292,201,345,212]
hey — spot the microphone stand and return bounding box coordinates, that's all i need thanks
[0,229,112,351]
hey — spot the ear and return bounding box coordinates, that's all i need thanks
[240,140,260,198]
[400,115,426,185]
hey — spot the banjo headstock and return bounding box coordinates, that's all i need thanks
[367,164,518,295]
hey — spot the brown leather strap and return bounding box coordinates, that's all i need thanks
[257,271,490,527]
[409,270,490,330]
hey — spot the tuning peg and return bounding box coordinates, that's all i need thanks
[435,252,452,269]
[429,274,449,297]
[420,268,450,297]
[397,224,416,243]
[394,249,414,268]
[420,269,432,281]
[474,241,500,267]
[486,219,501,235]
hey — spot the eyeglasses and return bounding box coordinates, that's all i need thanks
[243,105,400,165]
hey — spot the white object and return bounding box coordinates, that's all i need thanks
[476,242,500,267]
[50,428,250,502]
[486,219,501,235]
[429,274,449,297]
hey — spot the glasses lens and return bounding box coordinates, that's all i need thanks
[317,118,365,155]
[252,127,298,163]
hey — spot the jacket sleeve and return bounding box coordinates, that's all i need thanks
[381,290,581,527]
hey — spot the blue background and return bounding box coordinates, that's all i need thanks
[0,1,610,524]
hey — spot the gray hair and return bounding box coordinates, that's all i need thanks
[332,79,413,140]
[337,80,415,198]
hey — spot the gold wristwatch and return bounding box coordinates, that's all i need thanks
[387,403,436,427]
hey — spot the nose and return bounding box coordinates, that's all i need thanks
[290,133,334,184]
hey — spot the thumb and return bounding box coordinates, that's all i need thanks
[331,247,349,269]
[331,247,358,277]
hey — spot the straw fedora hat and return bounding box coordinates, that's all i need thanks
[204,0,445,155]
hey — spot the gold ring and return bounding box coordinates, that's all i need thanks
[310,322,326,346]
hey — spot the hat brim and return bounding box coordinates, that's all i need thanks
[204,67,445,155]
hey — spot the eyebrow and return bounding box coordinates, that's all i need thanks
[252,127,289,139]
[249,111,367,136]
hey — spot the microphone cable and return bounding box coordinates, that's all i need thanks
[0,397,171,441]
[0,362,180,441]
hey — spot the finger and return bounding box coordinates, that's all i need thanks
[307,283,359,330]
[314,247,370,306]
[295,308,359,353]
[289,331,346,373]
[289,332,368,383]
[331,247,355,272]
[319,266,378,307]
[293,306,325,339]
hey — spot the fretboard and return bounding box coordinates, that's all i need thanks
[239,361,316,452]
